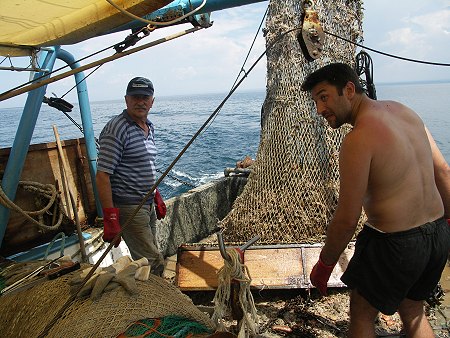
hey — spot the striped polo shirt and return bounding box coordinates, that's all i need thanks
[97,110,156,205]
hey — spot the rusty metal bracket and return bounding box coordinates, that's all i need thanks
[297,0,325,61]
[216,231,260,262]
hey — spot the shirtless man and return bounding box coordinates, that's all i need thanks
[301,63,450,338]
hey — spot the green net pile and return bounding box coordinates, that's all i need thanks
[120,315,212,337]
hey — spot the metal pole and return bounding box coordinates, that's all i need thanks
[56,48,103,217]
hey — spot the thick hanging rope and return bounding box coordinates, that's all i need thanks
[212,249,258,338]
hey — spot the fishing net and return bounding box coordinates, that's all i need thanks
[118,315,212,337]
[0,264,215,338]
[220,0,365,244]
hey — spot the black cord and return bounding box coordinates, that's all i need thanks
[325,30,450,67]
[60,64,103,99]
[230,6,269,90]
[1,40,128,98]
[355,50,377,99]
[200,6,269,136]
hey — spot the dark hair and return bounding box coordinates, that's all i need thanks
[301,62,364,94]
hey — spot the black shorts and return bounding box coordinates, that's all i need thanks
[341,217,450,315]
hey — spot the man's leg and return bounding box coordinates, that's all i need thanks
[348,289,379,338]
[119,205,164,269]
[398,298,434,338]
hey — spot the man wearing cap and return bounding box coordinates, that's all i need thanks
[96,77,166,276]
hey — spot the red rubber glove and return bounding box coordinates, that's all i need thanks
[310,255,336,296]
[154,189,166,220]
[102,207,121,247]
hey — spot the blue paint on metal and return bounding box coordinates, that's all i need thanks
[57,49,103,217]
[110,0,268,33]
[155,0,267,15]
[0,47,60,245]
[6,232,92,262]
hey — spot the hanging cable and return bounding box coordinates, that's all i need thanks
[230,6,269,90]
[60,64,102,100]
[200,6,268,136]
[355,50,377,100]
[324,30,450,67]
[42,64,104,133]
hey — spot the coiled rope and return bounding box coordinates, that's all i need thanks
[0,181,64,231]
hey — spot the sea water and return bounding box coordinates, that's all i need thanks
[0,82,449,199]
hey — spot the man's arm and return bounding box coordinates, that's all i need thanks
[96,170,114,209]
[320,130,370,265]
[96,170,122,247]
[425,127,450,218]
[310,130,370,295]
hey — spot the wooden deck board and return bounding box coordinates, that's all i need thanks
[175,243,355,291]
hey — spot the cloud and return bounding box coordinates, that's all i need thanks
[383,27,428,57]
[407,8,450,35]
[171,65,197,79]
[365,3,450,83]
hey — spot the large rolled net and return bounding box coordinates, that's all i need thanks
[220,0,364,244]
[0,265,215,337]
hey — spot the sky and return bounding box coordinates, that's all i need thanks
[0,0,449,109]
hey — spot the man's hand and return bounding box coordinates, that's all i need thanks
[310,255,336,296]
[102,207,121,247]
[154,189,167,220]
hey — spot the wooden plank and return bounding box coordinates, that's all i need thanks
[244,247,304,289]
[175,243,355,291]
[176,248,224,290]
[0,138,96,256]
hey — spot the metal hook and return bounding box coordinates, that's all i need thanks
[216,230,260,262]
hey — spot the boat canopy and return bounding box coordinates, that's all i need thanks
[0,0,172,57]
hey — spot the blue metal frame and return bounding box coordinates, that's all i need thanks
[57,49,102,216]
[111,0,268,33]
[0,47,60,244]
[0,47,102,246]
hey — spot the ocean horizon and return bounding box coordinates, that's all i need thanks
[1,83,449,199]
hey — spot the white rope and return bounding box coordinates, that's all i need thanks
[212,249,258,337]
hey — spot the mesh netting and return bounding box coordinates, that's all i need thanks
[0,265,215,338]
[220,0,365,244]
